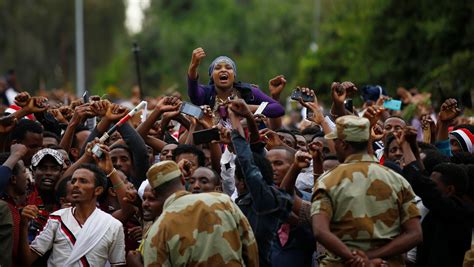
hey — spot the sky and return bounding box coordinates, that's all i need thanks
[125,0,151,34]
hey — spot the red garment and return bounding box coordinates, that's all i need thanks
[0,194,21,267]
[26,187,59,238]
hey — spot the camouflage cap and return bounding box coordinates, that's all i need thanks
[31,148,64,167]
[147,160,182,189]
[325,115,370,142]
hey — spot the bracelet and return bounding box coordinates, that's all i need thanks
[313,173,322,177]
[113,181,124,190]
[107,168,117,178]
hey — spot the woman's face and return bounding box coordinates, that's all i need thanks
[212,62,235,89]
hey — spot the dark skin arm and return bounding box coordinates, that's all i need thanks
[59,104,95,151]
[280,151,312,194]
[136,97,180,138]
[188,47,206,80]
[196,106,222,174]
[93,143,137,223]
[19,205,40,267]
[436,98,460,142]
[330,81,357,118]
[228,99,261,144]
[136,97,180,152]
[279,151,312,218]
[268,75,286,130]
[366,217,422,259]
[312,212,356,260]
[0,116,17,151]
[308,141,324,181]
[299,87,336,153]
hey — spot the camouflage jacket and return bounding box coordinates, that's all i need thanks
[144,191,259,267]
[311,153,420,264]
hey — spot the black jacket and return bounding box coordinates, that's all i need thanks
[403,163,474,267]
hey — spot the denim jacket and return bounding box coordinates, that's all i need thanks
[232,131,293,266]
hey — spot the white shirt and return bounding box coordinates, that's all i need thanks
[30,207,126,267]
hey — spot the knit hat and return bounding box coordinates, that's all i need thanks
[208,56,237,81]
[146,160,182,189]
[450,128,474,153]
[325,115,370,142]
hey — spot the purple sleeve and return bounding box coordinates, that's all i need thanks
[187,75,207,106]
[250,87,285,118]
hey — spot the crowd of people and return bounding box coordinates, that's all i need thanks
[0,47,473,267]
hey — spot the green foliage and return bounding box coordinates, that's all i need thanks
[298,0,474,109]
[1,0,472,109]
[0,0,126,94]
[135,0,314,97]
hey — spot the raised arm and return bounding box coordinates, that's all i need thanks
[93,143,138,223]
[59,104,94,151]
[230,109,280,212]
[435,98,460,156]
[19,205,41,266]
[187,47,208,105]
[329,81,357,119]
[136,97,181,152]
[117,123,149,187]
[0,144,27,192]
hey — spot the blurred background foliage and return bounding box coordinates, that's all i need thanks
[0,0,472,108]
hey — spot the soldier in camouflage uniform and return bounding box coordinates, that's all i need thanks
[143,160,259,267]
[311,115,422,266]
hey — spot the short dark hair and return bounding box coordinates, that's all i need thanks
[451,152,474,165]
[433,163,469,195]
[198,166,221,186]
[71,125,90,148]
[423,149,450,175]
[153,177,182,196]
[11,119,43,142]
[347,141,369,153]
[269,146,295,163]
[275,128,297,148]
[0,152,20,175]
[309,131,325,142]
[465,165,474,200]
[417,142,437,152]
[235,152,274,185]
[110,144,133,163]
[110,143,131,154]
[75,163,107,190]
[301,126,323,137]
[43,131,60,143]
[172,144,205,167]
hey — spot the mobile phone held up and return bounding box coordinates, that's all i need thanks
[193,128,220,145]
[180,102,204,119]
[383,99,402,111]
[290,88,314,102]
[344,98,353,113]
